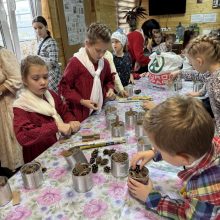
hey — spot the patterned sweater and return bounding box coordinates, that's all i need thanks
[38,37,61,93]
[146,138,220,220]
[152,42,168,53]
[180,69,220,135]
[113,52,132,87]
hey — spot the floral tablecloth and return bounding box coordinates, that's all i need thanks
[0,79,193,220]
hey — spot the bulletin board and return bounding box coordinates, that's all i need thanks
[55,0,95,64]
[62,0,87,45]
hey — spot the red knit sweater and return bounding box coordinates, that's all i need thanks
[127,30,150,67]
[59,57,114,122]
[13,90,76,163]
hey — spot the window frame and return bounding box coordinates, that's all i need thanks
[115,0,136,33]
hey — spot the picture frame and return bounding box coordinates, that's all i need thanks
[212,0,220,8]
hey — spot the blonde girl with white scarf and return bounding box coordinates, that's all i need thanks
[59,23,116,122]
[13,56,80,163]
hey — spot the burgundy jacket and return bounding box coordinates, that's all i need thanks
[13,90,76,163]
[59,57,114,122]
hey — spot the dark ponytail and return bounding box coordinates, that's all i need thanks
[32,16,51,36]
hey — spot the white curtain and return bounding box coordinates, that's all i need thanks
[0,0,14,51]
[6,0,21,61]
[28,0,42,18]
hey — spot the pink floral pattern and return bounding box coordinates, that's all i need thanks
[109,144,123,151]
[92,173,106,185]
[1,78,192,219]
[134,208,162,220]
[127,136,137,144]
[36,188,62,206]
[108,182,127,200]
[48,168,67,180]
[5,206,32,220]
[83,199,108,218]
[128,149,137,159]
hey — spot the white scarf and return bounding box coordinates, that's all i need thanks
[13,89,63,124]
[74,47,104,114]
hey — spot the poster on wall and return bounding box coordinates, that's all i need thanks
[62,0,86,45]
[212,0,220,8]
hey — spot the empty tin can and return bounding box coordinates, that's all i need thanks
[106,113,117,130]
[111,116,125,137]
[124,84,133,97]
[193,81,204,92]
[105,105,117,116]
[0,176,12,206]
[137,136,152,152]
[125,108,137,127]
[135,120,147,137]
[136,111,146,121]
[173,78,182,91]
[66,146,88,168]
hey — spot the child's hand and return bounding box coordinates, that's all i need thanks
[80,99,99,110]
[120,90,128,98]
[131,150,155,170]
[106,88,116,100]
[140,72,149,78]
[170,70,180,81]
[69,121,80,133]
[127,178,153,202]
[142,100,156,110]
[129,74,135,84]
[57,122,72,136]
[186,91,200,97]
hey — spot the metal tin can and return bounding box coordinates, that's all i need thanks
[0,176,12,206]
[111,152,129,178]
[137,136,152,152]
[72,163,93,193]
[21,162,44,189]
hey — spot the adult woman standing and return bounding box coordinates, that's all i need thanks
[127,18,160,74]
[32,16,61,93]
[0,47,23,170]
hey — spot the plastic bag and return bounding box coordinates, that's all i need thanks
[148,52,183,87]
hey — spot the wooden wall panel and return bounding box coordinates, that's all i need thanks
[95,0,117,32]
[139,0,220,33]
[42,0,117,68]
[42,0,65,70]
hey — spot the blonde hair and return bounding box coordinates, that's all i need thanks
[143,96,214,158]
[165,33,176,42]
[86,23,111,44]
[187,35,220,63]
[21,55,48,79]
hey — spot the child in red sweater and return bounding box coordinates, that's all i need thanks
[59,23,115,122]
[13,55,80,163]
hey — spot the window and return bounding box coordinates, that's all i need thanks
[0,30,3,47]
[0,0,39,59]
[115,0,136,33]
[16,0,36,42]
